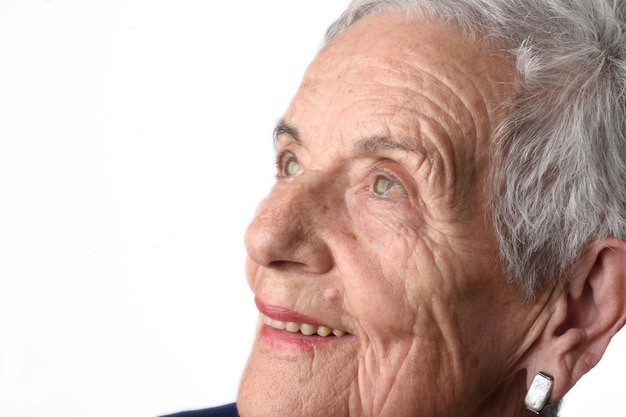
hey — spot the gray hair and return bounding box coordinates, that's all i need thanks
[326,0,626,303]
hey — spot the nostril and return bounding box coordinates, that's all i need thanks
[269,260,292,269]
[268,260,317,272]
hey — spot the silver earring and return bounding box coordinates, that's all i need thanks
[524,372,554,414]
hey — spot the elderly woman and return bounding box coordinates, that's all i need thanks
[167,0,626,416]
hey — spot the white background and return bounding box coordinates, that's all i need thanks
[0,1,624,416]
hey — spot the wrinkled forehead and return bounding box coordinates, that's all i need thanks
[309,11,518,118]
[288,12,519,157]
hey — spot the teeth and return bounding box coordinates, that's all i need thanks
[285,322,300,333]
[300,323,317,336]
[317,326,332,337]
[332,329,346,337]
[261,314,347,337]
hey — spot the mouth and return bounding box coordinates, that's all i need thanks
[255,298,351,349]
[260,313,347,337]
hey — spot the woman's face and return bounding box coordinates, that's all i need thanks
[238,12,539,417]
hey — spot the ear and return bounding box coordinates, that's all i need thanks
[526,238,626,403]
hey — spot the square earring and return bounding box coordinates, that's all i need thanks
[524,372,553,414]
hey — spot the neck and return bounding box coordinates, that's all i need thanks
[471,371,529,417]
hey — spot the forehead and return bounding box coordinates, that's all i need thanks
[285,12,517,147]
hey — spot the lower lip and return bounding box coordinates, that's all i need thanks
[260,323,352,352]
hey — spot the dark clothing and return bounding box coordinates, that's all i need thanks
[161,403,239,417]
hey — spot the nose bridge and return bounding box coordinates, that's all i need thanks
[245,168,340,273]
[294,169,338,215]
[264,168,340,229]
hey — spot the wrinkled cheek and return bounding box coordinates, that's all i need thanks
[340,246,432,340]
[353,284,416,336]
[348,203,424,265]
[355,336,448,417]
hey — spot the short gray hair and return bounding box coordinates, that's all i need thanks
[326,0,626,301]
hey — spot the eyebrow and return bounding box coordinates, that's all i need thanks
[354,136,430,159]
[273,120,300,146]
[273,120,430,160]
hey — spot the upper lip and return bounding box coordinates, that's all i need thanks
[255,298,325,326]
[255,297,349,335]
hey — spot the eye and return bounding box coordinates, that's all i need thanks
[277,152,302,177]
[284,158,302,176]
[372,174,407,197]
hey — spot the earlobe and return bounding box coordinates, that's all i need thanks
[525,238,626,403]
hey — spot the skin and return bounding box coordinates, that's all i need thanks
[237,11,560,417]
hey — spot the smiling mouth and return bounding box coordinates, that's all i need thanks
[260,313,348,337]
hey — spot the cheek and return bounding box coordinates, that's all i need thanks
[342,202,439,337]
[348,193,424,250]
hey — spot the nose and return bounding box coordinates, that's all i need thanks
[244,173,335,275]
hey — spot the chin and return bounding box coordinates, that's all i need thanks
[237,337,355,417]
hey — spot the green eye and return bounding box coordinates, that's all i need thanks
[283,157,302,177]
[372,175,394,196]
[372,174,406,197]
